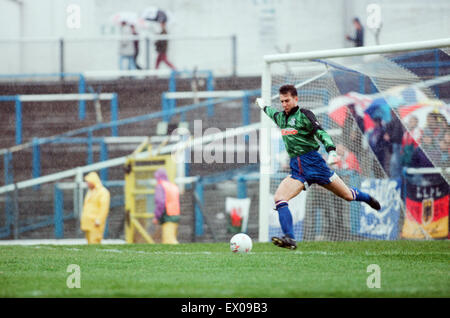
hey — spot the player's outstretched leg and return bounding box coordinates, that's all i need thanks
[322,174,381,210]
[350,187,381,210]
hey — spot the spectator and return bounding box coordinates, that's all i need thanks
[346,17,364,47]
[143,7,168,31]
[119,22,136,70]
[130,24,142,70]
[155,9,168,30]
[410,128,438,168]
[368,118,388,171]
[80,172,110,244]
[348,103,365,132]
[383,111,404,179]
[335,143,361,173]
[343,103,365,163]
[155,23,176,70]
[423,112,445,141]
[434,112,447,140]
[153,168,180,244]
[401,115,422,167]
[417,112,448,166]
[438,130,450,167]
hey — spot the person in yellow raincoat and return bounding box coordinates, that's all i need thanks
[153,168,180,244]
[80,172,110,244]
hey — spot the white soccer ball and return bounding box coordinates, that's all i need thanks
[230,233,252,253]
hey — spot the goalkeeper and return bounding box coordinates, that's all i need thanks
[257,84,380,250]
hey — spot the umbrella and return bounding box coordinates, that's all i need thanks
[141,6,162,22]
[111,11,137,25]
[364,96,404,123]
[110,11,142,26]
[141,7,175,28]
[385,85,428,105]
[399,101,449,128]
[328,92,372,127]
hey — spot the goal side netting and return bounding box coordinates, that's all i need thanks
[259,39,450,242]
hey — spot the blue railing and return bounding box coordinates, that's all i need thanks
[30,137,110,184]
[52,180,124,239]
[162,88,261,124]
[0,165,259,239]
[0,88,261,239]
[0,180,124,239]
[165,70,215,119]
[0,69,217,145]
[2,93,261,188]
[192,165,259,237]
[0,73,87,117]
[0,93,119,145]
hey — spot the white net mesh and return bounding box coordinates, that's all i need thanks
[264,46,450,241]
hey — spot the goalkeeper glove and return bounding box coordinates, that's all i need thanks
[255,98,266,109]
[326,150,339,166]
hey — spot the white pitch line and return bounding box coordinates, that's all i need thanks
[96,248,123,253]
[14,245,450,257]
[364,251,450,256]
[0,239,126,245]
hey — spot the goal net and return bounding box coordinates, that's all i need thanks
[259,39,450,242]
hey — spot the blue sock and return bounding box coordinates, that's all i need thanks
[350,187,371,203]
[275,200,295,240]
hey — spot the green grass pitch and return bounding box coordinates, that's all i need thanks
[0,240,448,298]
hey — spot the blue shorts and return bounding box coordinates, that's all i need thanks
[289,151,335,188]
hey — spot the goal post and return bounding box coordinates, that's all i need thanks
[259,38,450,242]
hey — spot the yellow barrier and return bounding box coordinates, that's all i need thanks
[124,141,176,243]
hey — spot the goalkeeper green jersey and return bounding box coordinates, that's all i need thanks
[263,105,336,158]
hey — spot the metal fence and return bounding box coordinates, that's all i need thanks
[0,35,238,77]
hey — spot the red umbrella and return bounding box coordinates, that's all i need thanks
[398,101,449,128]
[110,11,146,27]
[328,92,374,129]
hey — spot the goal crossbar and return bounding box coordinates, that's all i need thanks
[264,38,450,63]
[163,90,257,99]
[18,93,115,102]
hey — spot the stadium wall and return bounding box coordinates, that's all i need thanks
[1,0,449,76]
